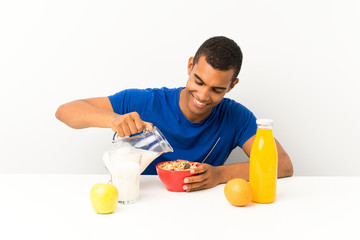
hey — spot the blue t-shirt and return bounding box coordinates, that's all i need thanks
[108,87,257,175]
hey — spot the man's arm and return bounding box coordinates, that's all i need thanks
[55,97,117,129]
[242,136,293,179]
[216,136,293,183]
[183,136,293,191]
[55,97,152,137]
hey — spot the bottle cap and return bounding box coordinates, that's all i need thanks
[256,119,274,125]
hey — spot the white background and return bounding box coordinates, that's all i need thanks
[1,0,359,175]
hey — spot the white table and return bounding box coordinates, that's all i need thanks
[0,175,359,240]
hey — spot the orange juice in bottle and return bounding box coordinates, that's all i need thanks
[249,119,278,203]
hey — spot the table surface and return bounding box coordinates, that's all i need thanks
[0,174,359,240]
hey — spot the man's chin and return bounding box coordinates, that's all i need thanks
[189,106,212,121]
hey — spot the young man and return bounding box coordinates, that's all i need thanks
[56,36,293,192]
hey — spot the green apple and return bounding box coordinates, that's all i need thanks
[90,183,118,214]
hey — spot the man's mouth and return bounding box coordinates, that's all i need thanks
[193,98,207,108]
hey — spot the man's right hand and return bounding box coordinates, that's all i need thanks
[112,112,153,137]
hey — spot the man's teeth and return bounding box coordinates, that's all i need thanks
[195,99,206,106]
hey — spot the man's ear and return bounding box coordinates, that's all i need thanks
[187,57,194,75]
[227,78,239,92]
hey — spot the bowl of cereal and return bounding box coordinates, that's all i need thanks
[156,160,199,192]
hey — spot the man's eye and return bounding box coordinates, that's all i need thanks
[195,80,203,85]
[213,88,224,94]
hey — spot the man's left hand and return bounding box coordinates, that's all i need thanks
[183,163,220,192]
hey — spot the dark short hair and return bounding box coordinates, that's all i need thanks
[193,36,243,82]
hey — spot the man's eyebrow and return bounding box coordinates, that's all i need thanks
[194,73,227,90]
[194,74,204,82]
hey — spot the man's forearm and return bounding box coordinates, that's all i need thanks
[55,100,117,129]
[215,153,293,184]
[215,162,250,184]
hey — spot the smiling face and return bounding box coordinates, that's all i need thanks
[179,56,239,122]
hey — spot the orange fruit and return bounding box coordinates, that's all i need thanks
[224,178,252,207]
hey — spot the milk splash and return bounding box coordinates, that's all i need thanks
[103,142,160,174]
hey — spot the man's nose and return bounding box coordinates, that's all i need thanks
[197,87,211,101]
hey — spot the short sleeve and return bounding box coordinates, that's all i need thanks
[108,89,149,115]
[231,102,257,148]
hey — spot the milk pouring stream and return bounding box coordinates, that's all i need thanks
[104,143,161,174]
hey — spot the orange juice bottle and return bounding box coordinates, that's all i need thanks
[249,119,278,203]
